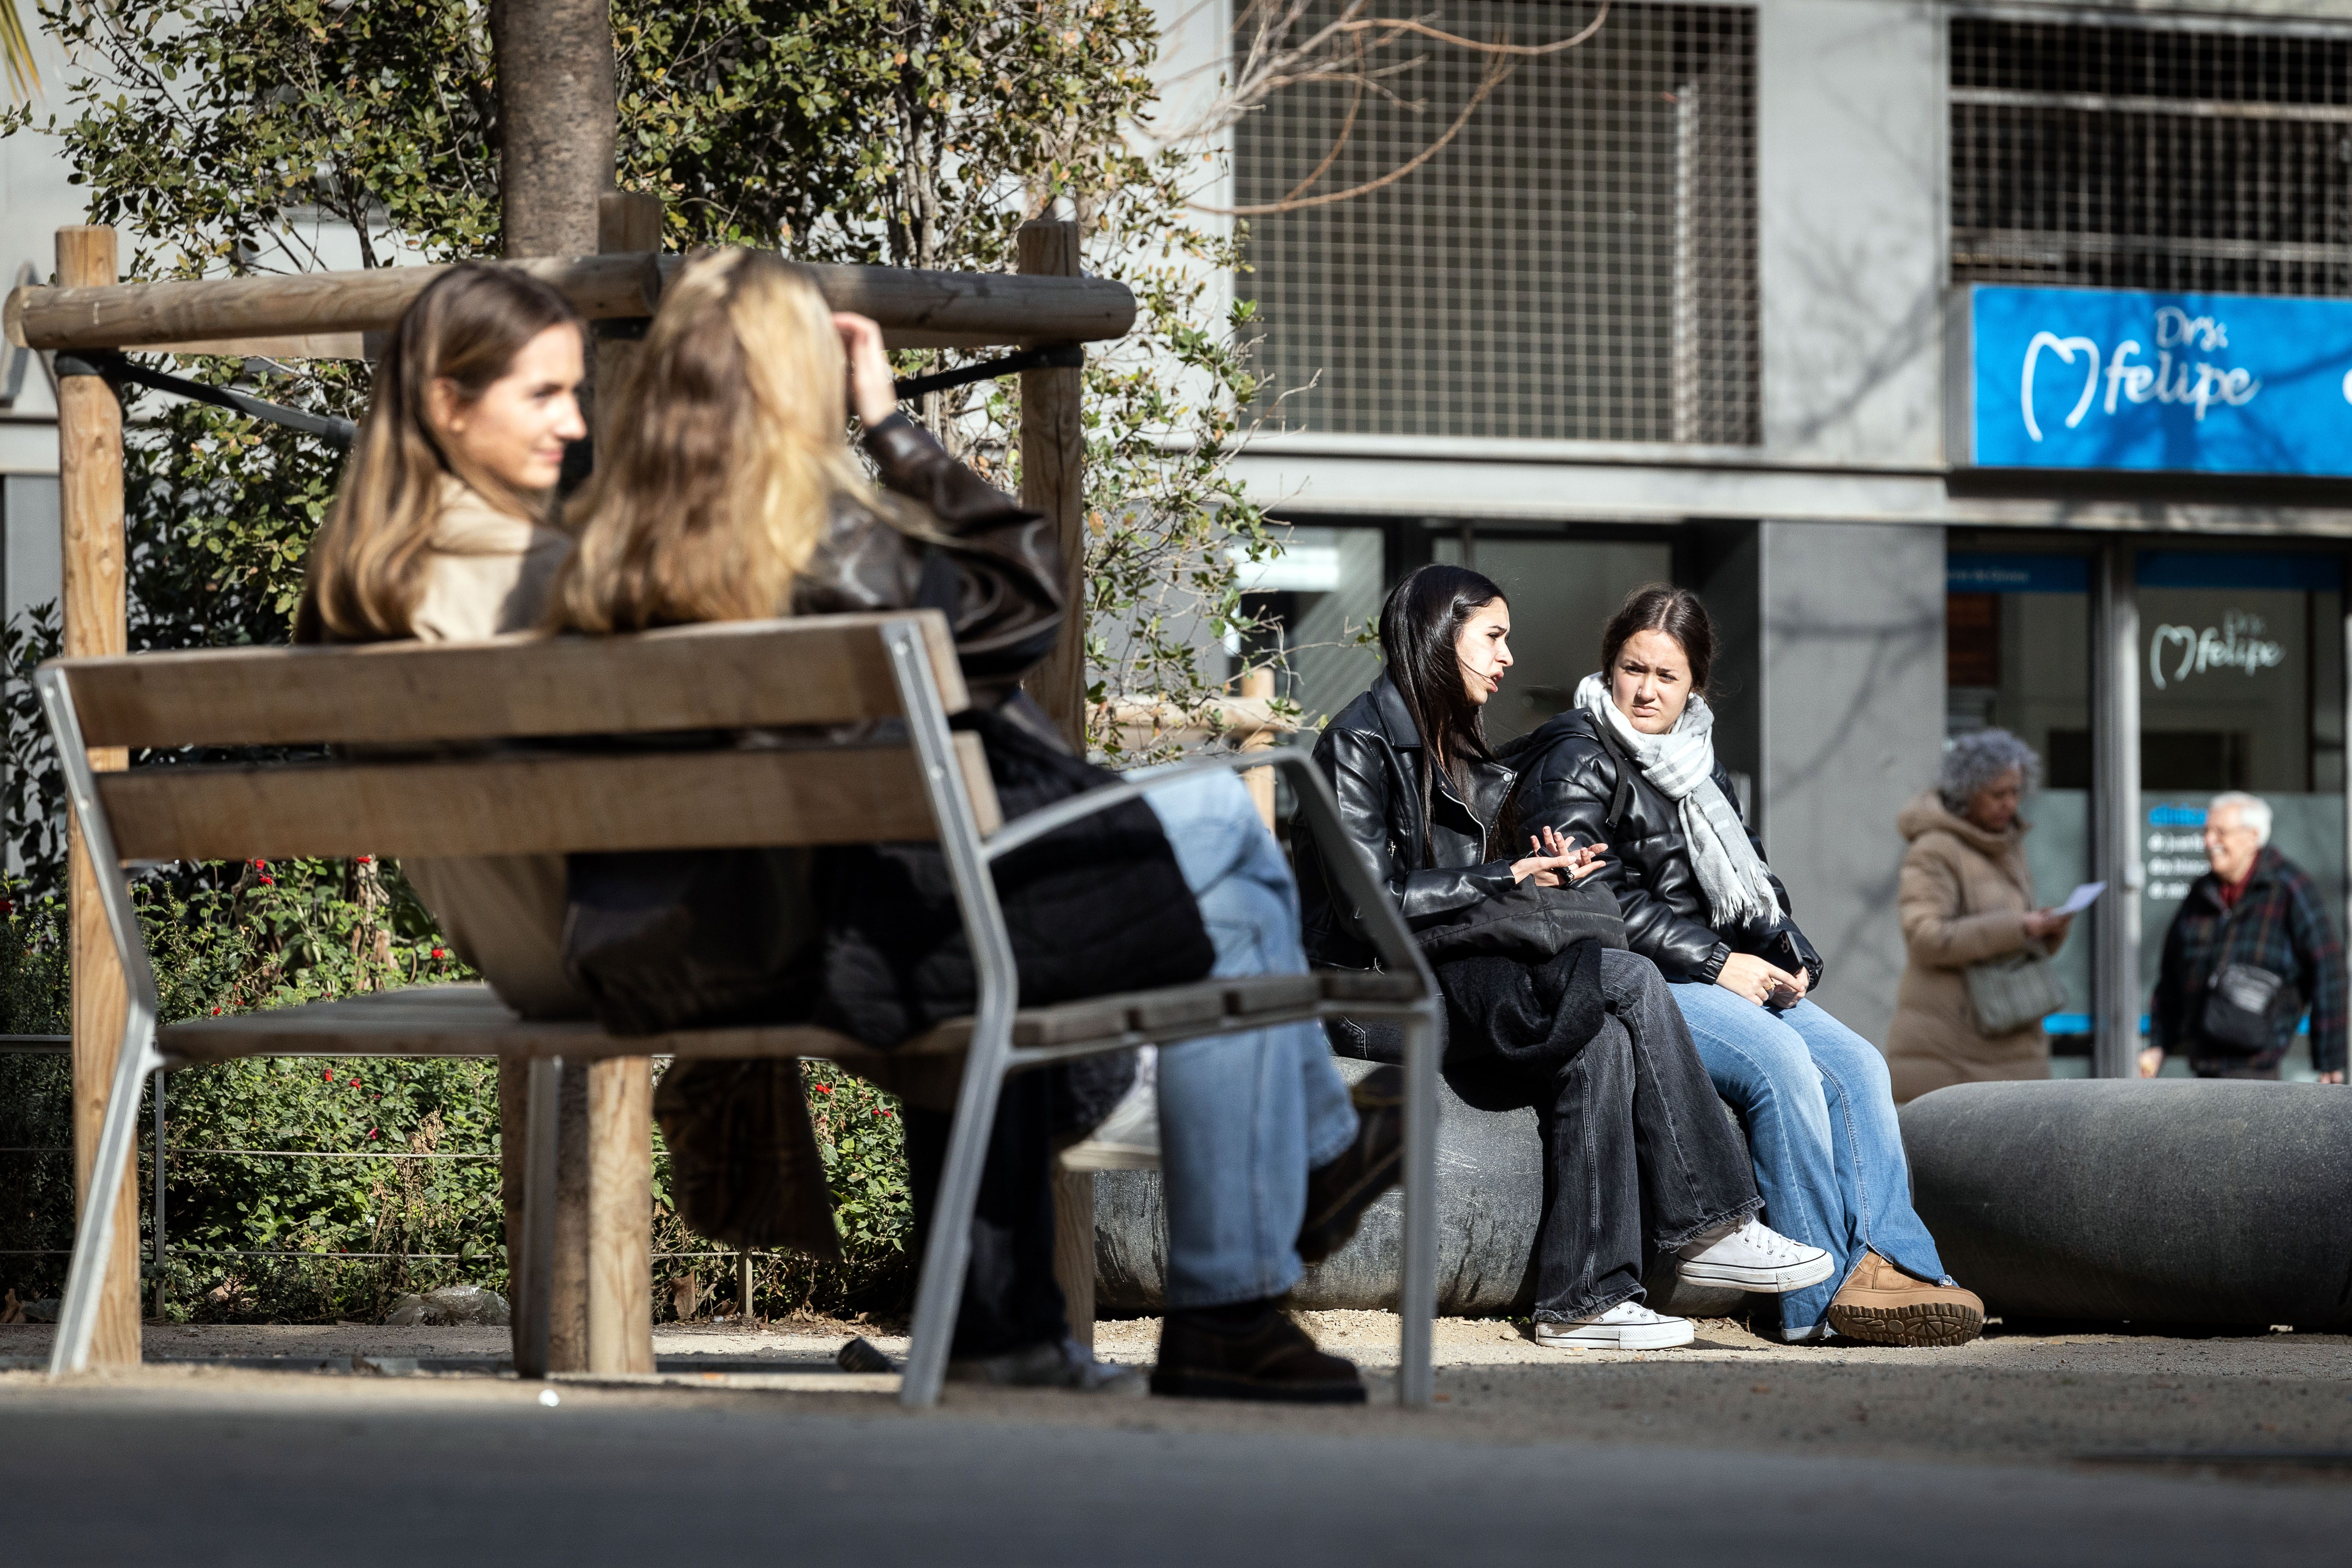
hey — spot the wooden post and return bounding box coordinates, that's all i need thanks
[57,225,139,1369]
[593,193,663,443]
[586,1057,653,1371]
[1238,667,1278,832]
[1052,1169,1096,1351]
[1016,220,1087,746]
[579,192,661,1377]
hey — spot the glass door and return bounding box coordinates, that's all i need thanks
[1946,552,2097,1053]
[2137,551,2346,1080]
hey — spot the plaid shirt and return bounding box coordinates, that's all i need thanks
[2151,846,2347,1073]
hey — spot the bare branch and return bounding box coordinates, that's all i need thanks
[1193,49,1512,217]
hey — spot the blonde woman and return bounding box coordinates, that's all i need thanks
[557,248,1397,1405]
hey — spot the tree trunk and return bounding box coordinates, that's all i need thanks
[489,0,618,1375]
[491,0,618,256]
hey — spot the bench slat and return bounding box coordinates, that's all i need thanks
[100,736,999,862]
[52,614,966,750]
[152,971,1384,1068]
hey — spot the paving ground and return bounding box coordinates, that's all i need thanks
[6,1314,2349,1565]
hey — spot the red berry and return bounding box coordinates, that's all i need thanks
[257,875,274,886]
[431,947,446,960]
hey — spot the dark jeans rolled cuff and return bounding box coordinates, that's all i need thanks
[1650,1195,1763,1253]
[1532,1285,1645,1325]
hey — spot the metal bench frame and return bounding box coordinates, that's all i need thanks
[42,614,1440,1404]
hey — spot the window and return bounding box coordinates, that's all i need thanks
[1235,3,1760,443]
[1952,15,2352,297]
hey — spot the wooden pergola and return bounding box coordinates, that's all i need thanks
[5,199,1134,1374]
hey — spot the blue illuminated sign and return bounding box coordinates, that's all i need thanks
[1965,284,2352,476]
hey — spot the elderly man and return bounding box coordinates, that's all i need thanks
[2143,792,2346,1083]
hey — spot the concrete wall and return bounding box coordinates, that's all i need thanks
[1755,0,1946,467]
[1758,520,1945,1045]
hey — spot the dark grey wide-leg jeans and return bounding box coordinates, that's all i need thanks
[1526,948,1762,1322]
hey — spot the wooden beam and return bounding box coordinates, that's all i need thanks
[9,253,662,352]
[1015,220,1088,746]
[57,225,138,1371]
[7,255,1137,355]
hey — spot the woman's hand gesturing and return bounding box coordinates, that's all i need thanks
[1510,825,1607,887]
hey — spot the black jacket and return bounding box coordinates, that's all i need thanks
[1502,709,1822,989]
[791,413,1063,700]
[1297,676,1520,969]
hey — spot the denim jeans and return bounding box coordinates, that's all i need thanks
[1667,985,1948,1336]
[1141,768,1362,1309]
[1506,948,1762,1322]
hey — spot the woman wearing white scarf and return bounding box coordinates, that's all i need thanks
[1506,586,1984,1348]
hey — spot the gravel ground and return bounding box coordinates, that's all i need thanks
[8,1312,2349,1471]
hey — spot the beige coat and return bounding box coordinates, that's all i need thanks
[396,481,588,1019]
[1884,790,2050,1102]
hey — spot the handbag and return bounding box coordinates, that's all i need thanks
[2199,961,2286,1053]
[1959,870,2067,1037]
[1412,877,1627,965]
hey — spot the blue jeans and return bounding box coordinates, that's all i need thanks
[1667,985,1947,1336]
[1142,769,1362,1309]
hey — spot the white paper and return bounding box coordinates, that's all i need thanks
[2051,881,2106,917]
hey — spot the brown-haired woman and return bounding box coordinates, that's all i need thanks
[1294,564,1832,1351]
[294,260,591,1018]
[1505,584,1984,1346]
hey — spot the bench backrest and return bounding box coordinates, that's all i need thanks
[42,613,1000,866]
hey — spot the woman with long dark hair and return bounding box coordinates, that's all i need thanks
[1297,564,1829,1348]
[1506,585,1985,1346]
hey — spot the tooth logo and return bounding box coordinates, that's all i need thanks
[2021,332,2101,442]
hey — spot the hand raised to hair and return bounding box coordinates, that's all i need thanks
[833,312,899,426]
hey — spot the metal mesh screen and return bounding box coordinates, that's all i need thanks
[1235,3,1759,443]
[1952,15,2352,297]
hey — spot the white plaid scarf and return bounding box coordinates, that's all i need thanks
[1574,673,1779,933]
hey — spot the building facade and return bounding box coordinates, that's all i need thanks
[1207,0,2352,1073]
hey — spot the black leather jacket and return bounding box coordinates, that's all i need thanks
[1502,709,1822,989]
[792,413,1062,698]
[1297,676,1519,969]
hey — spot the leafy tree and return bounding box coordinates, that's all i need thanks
[1,0,1277,1318]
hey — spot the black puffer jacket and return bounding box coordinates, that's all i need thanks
[1297,676,1519,969]
[1503,709,1822,989]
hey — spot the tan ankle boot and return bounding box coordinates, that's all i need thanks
[1825,1251,1985,1347]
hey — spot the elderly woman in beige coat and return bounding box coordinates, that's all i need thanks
[1885,730,2076,1102]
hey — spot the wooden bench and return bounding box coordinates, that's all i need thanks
[40,613,1442,1404]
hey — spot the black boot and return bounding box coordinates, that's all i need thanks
[1297,1065,1404,1266]
[1150,1300,1366,1404]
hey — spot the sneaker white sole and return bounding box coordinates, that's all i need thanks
[1534,1318,1697,1351]
[1675,1249,1837,1294]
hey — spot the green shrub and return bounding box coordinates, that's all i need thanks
[0,871,914,1323]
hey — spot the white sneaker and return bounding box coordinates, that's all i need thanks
[1533,1300,1696,1350]
[1674,1217,1835,1293]
[1060,1046,1160,1171]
